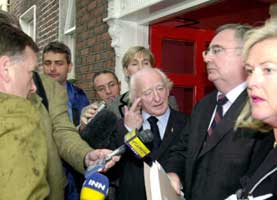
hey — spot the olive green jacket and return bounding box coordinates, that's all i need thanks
[0,93,49,200]
[30,74,92,200]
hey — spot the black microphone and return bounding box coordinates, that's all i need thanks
[81,109,118,149]
[85,129,153,178]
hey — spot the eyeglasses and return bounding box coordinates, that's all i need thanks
[95,81,118,93]
[202,45,242,57]
[141,84,167,99]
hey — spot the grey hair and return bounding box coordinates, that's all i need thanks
[216,23,252,44]
[129,68,173,103]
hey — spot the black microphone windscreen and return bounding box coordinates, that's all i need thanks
[81,109,118,148]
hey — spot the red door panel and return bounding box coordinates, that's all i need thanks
[150,24,215,113]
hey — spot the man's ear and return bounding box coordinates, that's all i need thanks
[68,63,73,73]
[0,56,11,82]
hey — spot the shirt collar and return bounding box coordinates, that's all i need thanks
[142,107,170,124]
[218,82,247,104]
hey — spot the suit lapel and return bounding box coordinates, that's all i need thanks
[155,110,176,159]
[186,93,217,192]
[193,93,217,160]
[245,148,277,193]
[198,90,247,158]
[155,109,185,160]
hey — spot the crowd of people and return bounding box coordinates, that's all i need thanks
[0,9,277,200]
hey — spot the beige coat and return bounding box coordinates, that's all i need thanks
[0,93,49,200]
[30,74,92,200]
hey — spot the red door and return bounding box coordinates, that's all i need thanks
[150,24,215,114]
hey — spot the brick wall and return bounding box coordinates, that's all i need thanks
[9,0,59,64]
[9,0,115,102]
[76,0,115,102]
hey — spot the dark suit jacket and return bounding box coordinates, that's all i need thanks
[239,146,277,200]
[164,90,274,200]
[105,108,188,200]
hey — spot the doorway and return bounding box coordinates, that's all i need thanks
[150,0,270,113]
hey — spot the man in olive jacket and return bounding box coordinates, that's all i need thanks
[0,23,49,200]
[29,74,91,199]
[0,10,119,200]
[0,94,49,200]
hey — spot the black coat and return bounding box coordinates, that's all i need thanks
[239,146,277,200]
[106,108,188,200]
[164,90,274,200]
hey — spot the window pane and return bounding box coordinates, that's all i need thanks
[64,0,76,33]
[162,39,194,74]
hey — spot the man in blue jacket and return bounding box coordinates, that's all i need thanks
[42,41,90,200]
[43,41,89,126]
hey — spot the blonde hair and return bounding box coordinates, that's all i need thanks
[235,99,272,132]
[236,19,277,132]
[243,18,277,61]
[121,46,154,69]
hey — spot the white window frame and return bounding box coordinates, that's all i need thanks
[19,5,36,41]
[59,0,76,80]
[64,0,76,35]
[0,0,9,11]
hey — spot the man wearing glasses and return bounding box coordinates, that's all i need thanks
[165,24,274,200]
[93,70,121,104]
[78,70,121,131]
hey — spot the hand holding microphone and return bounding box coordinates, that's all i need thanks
[80,101,106,131]
[85,129,153,178]
[84,149,120,176]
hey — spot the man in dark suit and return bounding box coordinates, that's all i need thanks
[115,67,188,200]
[164,24,274,200]
[82,67,188,200]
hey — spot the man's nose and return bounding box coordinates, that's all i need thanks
[49,63,56,71]
[153,89,161,101]
[202,51,214,63]
[105,86,112,94]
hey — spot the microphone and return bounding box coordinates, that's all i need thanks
[81,109,118,149]
[85,129,153,178]
[80,172,109,200]
[87,101,106,124]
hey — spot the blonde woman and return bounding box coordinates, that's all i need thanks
[227,19,277,200]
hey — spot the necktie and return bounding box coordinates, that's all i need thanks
[148,116,162,158]
[208,94,228,136]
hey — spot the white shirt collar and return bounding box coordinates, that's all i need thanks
[218,82,247,104]
[142,107,171,139]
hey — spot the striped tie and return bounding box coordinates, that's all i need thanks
[208,94,228,136]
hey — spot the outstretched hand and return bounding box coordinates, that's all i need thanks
[84,149,120,172]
